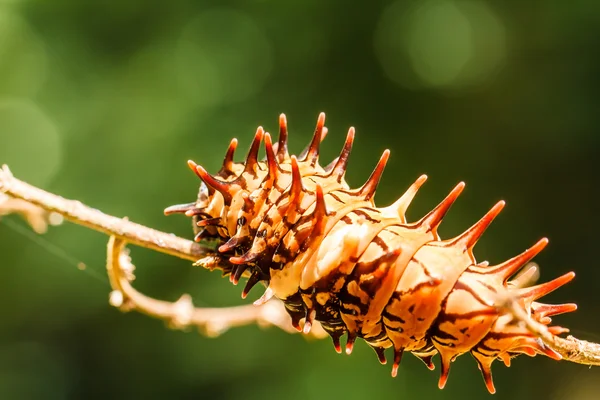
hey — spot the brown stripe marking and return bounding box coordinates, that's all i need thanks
[328,192,346,204]
[352,209,380,223]
[452,281,494,309]
[372,235,389,252]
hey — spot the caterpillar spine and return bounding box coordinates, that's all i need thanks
[165,113,576,394]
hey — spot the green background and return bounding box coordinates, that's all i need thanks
[1,1,599,399]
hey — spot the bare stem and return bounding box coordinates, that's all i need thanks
[106,235,327,338]
[0,163,598,365]
[0,165,206,262]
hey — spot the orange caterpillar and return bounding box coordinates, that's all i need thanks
[165,113,576,394]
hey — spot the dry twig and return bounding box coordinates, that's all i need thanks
[0,165,204,261]
[0,163,596,363]
[106,235,326,338]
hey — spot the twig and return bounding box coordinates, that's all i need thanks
[0,163,598,364]
[106,235,327,338]
[0,165,206,261]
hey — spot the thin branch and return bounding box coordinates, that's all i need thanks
[1,163,599,365]
[106,235,327,338]
[0,165,206,262]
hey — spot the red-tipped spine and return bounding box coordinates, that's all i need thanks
[163,202,196,215]
[219,138,238,175]
[391,348,404,378]
[373,346,387,364]
[243,127,264,174]
[289,155,304,202]
[312,184,328,234]
[329,127,355,183]
[417,182,465,234]
[451,200,505,252]
[358,149,390,201]
[263,132,279,183]
[485,238,549,283]
[474,359,496,394]
[277,113,289,162]
[389,174,428,221]
[191,161,234,204]
[534,303,578,320]
[438,353,452,389]
[519,271,576,301]
[241,271,261,299]
[301,112,326,166]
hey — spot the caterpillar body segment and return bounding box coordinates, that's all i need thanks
[166,113,576,394]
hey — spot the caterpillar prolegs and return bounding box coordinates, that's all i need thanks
[165,113,576,394]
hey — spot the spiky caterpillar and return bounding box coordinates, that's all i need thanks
[165,113,576,394]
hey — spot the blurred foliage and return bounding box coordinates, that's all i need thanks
[1,0,600,399]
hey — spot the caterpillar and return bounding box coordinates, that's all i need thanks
[165,113,576,394]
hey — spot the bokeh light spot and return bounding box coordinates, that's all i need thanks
[175,8,273,107]
[374,0,506,91]
[0,99,62,186]
[0,9,48,97]
[406,1,471,86]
